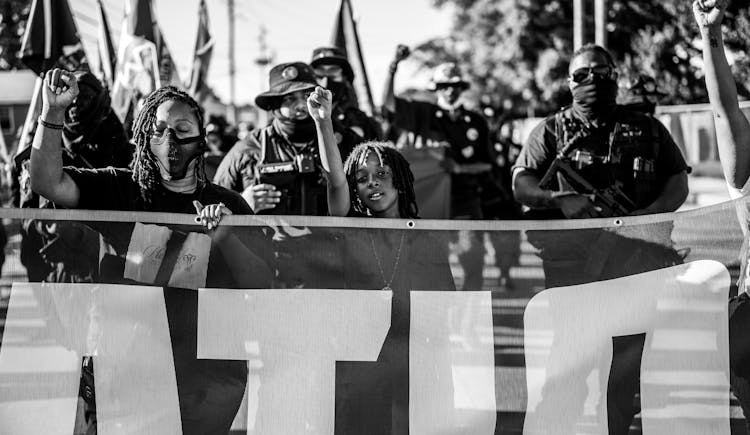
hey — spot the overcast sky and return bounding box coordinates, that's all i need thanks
[71,0,454,105]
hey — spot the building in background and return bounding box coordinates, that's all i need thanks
[0,70,37,156]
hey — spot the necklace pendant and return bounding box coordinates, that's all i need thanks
[382,285,393,292]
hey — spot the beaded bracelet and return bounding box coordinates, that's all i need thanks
[38,117,64,130]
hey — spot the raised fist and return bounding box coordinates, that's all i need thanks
[306,86,333,122]
[693,0,727,29]
[42,68,79,113]
[394,44,411,63]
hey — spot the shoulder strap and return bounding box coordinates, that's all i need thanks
[554,110,566,155]
[259,129,269,164]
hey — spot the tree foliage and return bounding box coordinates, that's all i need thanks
[416,0,750,117]
[0,0,31,71]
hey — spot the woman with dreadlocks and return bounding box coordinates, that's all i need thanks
[30,68,271,434]
[309,86,456,434]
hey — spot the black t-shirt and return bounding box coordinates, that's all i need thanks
[66,166,252,214]
[514,106,688,213]
[62,167,267,431]
[64,166,266,288]
[334,105,382,142]
[393,97,491,208]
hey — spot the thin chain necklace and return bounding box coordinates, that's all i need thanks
[369,231,406,291]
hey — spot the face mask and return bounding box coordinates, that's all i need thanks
[149,128,204,181]
[325,81,348,104]
[63,85,109,143]
[571,76,618,119]
[273,116,316,143]
[436,86,463,110]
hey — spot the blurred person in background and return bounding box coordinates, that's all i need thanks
[480,106,523,290]
[310,46,382,142]
[13,71,132,287]
[384,48,492,292]
[11,71,128,434]
[236,121,253,141]
[203,122,225,181]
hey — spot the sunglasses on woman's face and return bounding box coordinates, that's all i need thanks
[570,65,614,83]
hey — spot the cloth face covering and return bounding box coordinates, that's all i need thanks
[571,75,618,120]
[150,128,204,181]
[63,75,111,146]
[325,81,350,106]
[272,116,316,143]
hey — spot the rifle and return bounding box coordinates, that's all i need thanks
[539,156,637,217]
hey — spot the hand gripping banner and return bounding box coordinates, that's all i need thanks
[0,198,747,434]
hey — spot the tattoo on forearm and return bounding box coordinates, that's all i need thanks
[710,35,719,48]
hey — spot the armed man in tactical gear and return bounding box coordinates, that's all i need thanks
[512,44,688,220]
[511,44,690,435]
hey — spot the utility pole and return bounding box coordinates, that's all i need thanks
[573,0,585,50]
[254,25,274,127]
[595,0,608,48]
[227,0,237,124]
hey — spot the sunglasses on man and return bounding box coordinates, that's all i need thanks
[569,65,617,84]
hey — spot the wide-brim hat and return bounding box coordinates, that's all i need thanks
[428,62,469,91]
[310,46,354,81]
[255,62,318,111]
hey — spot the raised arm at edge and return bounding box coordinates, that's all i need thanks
[315,117,351,216]
[382,61,398,115]
[701,27,750,189]
[29,107,81,208]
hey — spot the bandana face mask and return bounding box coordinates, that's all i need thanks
[570,74,619,118]
[149,128,204,181]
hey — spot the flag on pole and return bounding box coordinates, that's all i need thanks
[330,0,375,116]
[19,0,88,75]
[16,0,88,158]
[110,0,182,123]
[96,0,117,89]
[153,24,181,89]
[186,0,214,103]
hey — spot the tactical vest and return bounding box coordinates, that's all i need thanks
[252,130,327,216]
[553,107,663,209]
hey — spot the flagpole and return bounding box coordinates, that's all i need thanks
[96,0,116,89]
[573,0,585,50]
[16,77,43,156]
[595,0,608,48]
[344,0,375,116]
[227,0,237,125]
[254,25,273,128]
